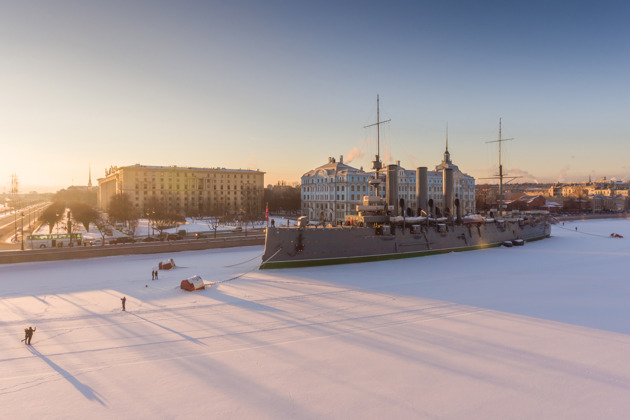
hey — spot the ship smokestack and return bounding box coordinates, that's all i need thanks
[416,167,428,215]
[387,164,399,216]
[455,198,463,223]
[443,167,454,218]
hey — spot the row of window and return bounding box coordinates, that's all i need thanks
[135,171,259,179]
[303,173,474,186]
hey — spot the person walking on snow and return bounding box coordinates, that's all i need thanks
[23,326,36,345]
[152,270,155,280]
[121,296,126,311]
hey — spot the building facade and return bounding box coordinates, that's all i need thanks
[428,146,476,215]
[301,146,476,222]
[301,156,373,222]
[97,164,265,217]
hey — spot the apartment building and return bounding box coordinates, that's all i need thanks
[98,164,264,217]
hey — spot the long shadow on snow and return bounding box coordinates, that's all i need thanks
[209,285,283,313]
[128,312,206,346]
[27,345,106,406]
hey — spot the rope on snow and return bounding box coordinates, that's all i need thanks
[224,252,264,267]
[210,247,283,286]
[555,224,622,238]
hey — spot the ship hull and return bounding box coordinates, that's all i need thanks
[260,220,551,269]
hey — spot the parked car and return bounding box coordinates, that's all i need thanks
[112,237,135,244]
[141,236,159,242]
[165,233,182,241]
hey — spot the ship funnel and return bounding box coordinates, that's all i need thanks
[386,164,399,216]
[416,167,428,216]
[443,167,454,218]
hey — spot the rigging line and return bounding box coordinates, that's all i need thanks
[212,248,283,286]
[224,252,264,267]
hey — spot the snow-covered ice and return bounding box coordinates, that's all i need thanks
[1,219,630,419]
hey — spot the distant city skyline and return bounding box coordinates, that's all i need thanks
[1,1,628,193]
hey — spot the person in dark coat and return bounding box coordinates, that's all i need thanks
[155,270,158,280]
[24,326,36,345]
[121,296,126,311]
[152,270,155,280]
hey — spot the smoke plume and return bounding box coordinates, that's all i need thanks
[344,146,363,164]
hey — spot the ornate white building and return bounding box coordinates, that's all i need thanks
[301,156,373,222]
[301,145,476,222]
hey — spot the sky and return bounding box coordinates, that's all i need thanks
[1,0,629,192]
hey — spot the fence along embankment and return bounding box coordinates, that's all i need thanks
[0,235,265,264]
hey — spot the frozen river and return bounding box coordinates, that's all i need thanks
[1,218,629,419]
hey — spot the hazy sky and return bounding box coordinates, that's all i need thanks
[1,0,628,192]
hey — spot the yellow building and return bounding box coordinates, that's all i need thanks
[97,164,265,217]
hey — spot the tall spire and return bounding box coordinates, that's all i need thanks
[88,165,93,190]
[446,122,449,153]
[443,123,451,164]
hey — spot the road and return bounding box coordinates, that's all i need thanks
[0,203,48,250]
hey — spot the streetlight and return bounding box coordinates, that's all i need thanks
[145,210,152,238]
[20,212,24,251]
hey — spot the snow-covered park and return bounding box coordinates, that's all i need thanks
[1,218,630,419]
[31,215,296,244]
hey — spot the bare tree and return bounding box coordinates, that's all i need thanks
[92,213,110,244]
[69,202,100,232]
[108,193,137,229]
[39,202,66,234]
[153,212,186,237]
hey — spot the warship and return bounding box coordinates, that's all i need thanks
[260,99,551,269]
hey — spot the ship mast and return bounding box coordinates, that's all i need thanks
[485,118,513,216]
[364,95,391,194]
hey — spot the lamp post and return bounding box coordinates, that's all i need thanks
[20,212,24,250]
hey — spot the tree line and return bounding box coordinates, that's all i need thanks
[38,182,302,239]
[263,183,301,215]
[38,195,188,240]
